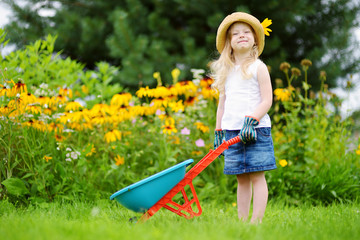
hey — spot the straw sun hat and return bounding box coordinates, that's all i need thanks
[216,12,272,56]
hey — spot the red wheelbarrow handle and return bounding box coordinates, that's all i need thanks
[139,136,241,223]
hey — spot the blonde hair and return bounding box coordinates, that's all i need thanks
[210,22,258,95]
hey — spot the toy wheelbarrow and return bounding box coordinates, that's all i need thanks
[110,136,240,222]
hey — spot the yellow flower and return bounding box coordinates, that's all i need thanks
[55,134,65,142]
[81,85,89,95]
[20,92,37,105]
[168,100,184,113]
[356,145,360,155]
[25,105,42,114]
[279,159,288,167]
[274,88,291,102]
[171,68,181,84]
[85,144,96,157]
[54,95,67,105]
[191,150,202,156]
[12,80,28,95]
[168,135,180,144]
[0,85,10,97]
[110,92,132,106]
[36,96,53,106]
[104,129,122,143]
[162,118,177,135]
[194,122,210,133]
[47,122,64,133]
[115,155,125,166]
[65,101,83,111]
[43,155,52,162]
[261,18,272,36]
[59,87,73,99]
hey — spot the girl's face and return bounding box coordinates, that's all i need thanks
[229,22,255,54]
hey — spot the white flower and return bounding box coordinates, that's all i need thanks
[70,152,78,159]
[66,148,72,151]
[65,158,72,162]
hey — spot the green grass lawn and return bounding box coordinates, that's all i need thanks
[0,199,359,240]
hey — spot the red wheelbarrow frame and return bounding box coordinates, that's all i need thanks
[139,136,241,222]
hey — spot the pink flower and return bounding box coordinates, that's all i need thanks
[195,138,205,147]
[181,127,191,135]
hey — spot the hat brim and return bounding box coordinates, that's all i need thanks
[216,12,264,56]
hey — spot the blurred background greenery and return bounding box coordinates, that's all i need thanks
[1,0,360,90]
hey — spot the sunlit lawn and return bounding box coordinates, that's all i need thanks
[1,199,359,240]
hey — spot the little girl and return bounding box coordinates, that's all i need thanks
[210,12,277,223]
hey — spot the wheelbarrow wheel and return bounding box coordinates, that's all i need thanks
[129,216,138,223]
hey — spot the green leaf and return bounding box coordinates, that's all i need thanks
[1,178,30,196]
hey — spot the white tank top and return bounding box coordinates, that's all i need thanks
[221,59,271,130]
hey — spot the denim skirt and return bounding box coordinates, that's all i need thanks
[223,127,277,175]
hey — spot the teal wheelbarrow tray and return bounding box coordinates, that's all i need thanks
[110,136,241,222]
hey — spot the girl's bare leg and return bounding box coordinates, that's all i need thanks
[236,173,252,221]
[249,171,268,224]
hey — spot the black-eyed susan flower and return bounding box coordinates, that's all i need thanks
[110,92,132,106]
[136,86,150,98]
[115,155,125,166]
[25,105,42,114]
[20,92,37,105]
[0,85,10,97]
[47,122,64,133]
[168,100,184,113]
[36,96,53,106]
[104,129,122,143]
[162,117,177,135]
[12,80,28,95]
[184,96,197,106]
[59,87,73,99]
[0,105,14,116]
[151,97,169,109]
[55,134,65,142]
[65,101,83,111]
[54,95,67,105]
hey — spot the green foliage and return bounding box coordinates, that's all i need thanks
[267,61,360,205]
[3,0,360,89]
[0,32,122,106]
[0,31,359,207]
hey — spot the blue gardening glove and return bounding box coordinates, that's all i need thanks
[214,129,225,149]
[239,116,259,144]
